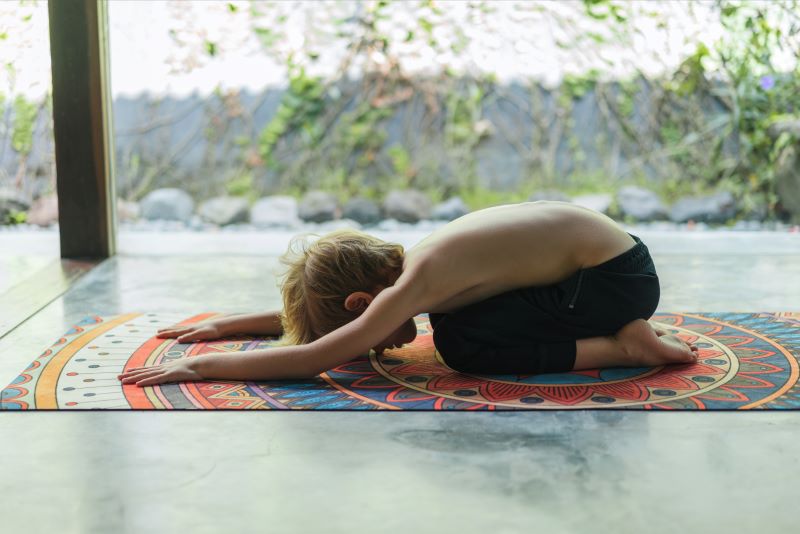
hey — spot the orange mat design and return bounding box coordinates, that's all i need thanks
[2,312,799,410]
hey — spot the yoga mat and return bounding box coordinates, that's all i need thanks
[2,312,799,410]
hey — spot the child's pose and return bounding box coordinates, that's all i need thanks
[118,201,698,386]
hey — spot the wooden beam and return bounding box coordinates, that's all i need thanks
[49,0,116,259]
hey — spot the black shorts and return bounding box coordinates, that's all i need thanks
[428,233,660,375]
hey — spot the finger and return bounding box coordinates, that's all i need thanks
[177,331,208,343]
[120,369,163,384]
[157,325,190,333]
[157,327,193,339]
[158,323,194,331]
[118,367,162,380]
[122,368,164,383]
[120,365,162,374]
[136,374,171,387]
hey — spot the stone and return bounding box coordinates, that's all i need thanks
[140,188,195,222]
[343,197,381,225]
[27,194,59,226]
[767,117,800,222]
[117,200,141,222]
[198,196,250,226]
[382,189,432,223]
[298,190,340,223]
[669,191,737,224]
[617,186,667,221]
[528,190,571,202]
[772,140,800,222]
[375,218,404,231]
[313,218,362,232]
[571,193,612,214]
[767,117,800,139]
[740,196,769,221]
[0,188,29,223]
[250,195,301,228]
[431,196,469,221]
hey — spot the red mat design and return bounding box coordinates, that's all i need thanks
[2,312,799,410]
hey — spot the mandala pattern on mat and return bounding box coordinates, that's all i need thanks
[1,312,798,410]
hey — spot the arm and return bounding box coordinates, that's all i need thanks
[215,311,283,337]
[157,310,283,342]
[199,283,421,378]
[120,280,425,385]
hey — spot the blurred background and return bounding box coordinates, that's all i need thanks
[1,0,799,238]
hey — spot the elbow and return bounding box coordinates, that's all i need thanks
[301,363,327,379]
[295,349,328,379]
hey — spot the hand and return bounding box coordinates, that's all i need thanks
[118,358,202,387]
[157,321,224,343]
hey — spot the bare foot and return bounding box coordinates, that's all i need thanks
[649,321,698,352]
[616,319,699,367]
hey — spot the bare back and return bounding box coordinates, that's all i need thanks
[402,201,637,314]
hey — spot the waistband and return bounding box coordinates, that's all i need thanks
[590,233,654,273]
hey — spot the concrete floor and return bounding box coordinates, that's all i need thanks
[1,230,800,533]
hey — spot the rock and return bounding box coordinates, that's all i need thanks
[117,199,141,222]
[140,188,195,222]
[773,140,800,222]
[250,195,301,228]
[382,189,432,223]
[313,218,362,232]
[740,195,769,221]
[431,196,469,220]
[528,190,571,202]
[669,191,737,223]
[298,190,340,223]
[617,186,667,221]
[767,117,800,222]
[732,220,762,231]
[343,197,381,225]
[27,194,59,226]
[571,193,612,214]
[375,218,405,231]
[767,117,800,139]
[0,188,30,223]
[198,196,249,226]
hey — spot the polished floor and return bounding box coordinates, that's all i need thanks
[1,230,799,533]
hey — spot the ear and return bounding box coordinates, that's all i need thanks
[344,291,374,313]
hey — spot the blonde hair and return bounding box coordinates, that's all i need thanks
[277,229,405,345]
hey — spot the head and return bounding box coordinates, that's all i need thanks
[277,229,417,353]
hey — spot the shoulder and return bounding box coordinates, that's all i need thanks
[393,253,457,313]
[387,255,431,307]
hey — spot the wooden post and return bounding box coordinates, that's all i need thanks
[48,0,116,259]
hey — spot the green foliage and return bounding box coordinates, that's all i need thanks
[225,171,256,199]
[459,186,529,211]
[583,0,629,23]
[11,94,37,155]
[572,0,800,218]
[5,210,26,225]
[562,70,599,101]
[387,144,412,178]
[248,2,492,200]
[445,85,485,146]
[712,1,800,212]
[258,62,326,168]
[113,0,800,223]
